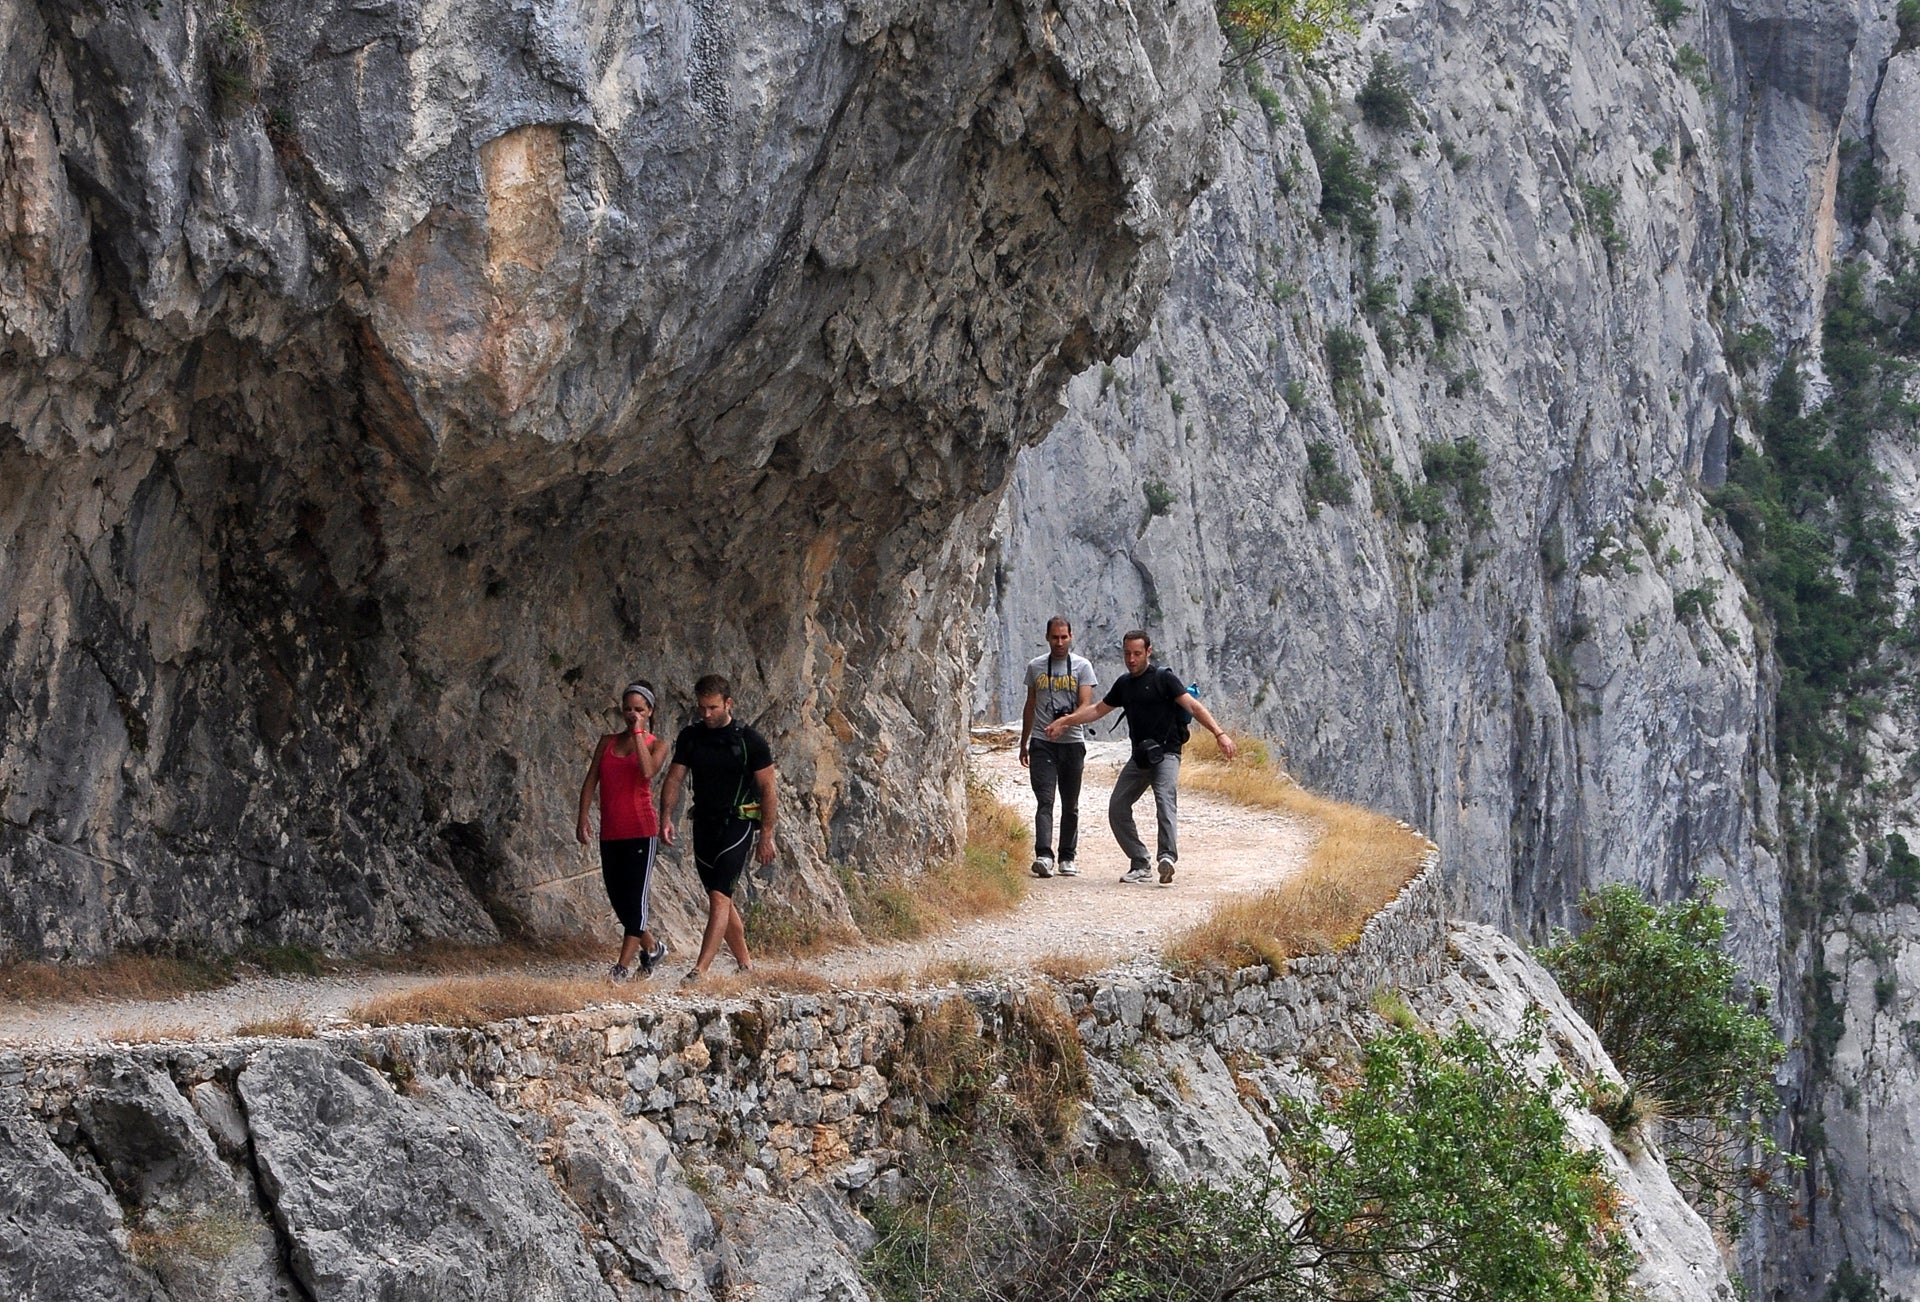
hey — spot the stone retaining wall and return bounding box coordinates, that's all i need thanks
[8,850,1447,1194]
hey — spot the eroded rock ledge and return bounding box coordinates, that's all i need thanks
[0,0,1219,959]
[0,865,1732,1300]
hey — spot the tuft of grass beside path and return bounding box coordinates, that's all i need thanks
[1,933,613,1009]
[1168,731,1432,971]
[760,774,1030,957]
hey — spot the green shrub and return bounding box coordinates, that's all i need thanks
[1215,0,1357,66]
[1652,0,1689,27]
[1901,0,1920,54]
[1672,581,1719,622]
[1674,45,1711,93]
[1305,100,1378,246]
[1356,52,1416,132]
[1651,143,1673,172]
[866,1022,1635,1302]
[1303,440,1352,517]
[1411,277,1466,349]
[1422,436,1492,527]
[1580,181,1625,255]
[1143,480,1176,518]
[1324,326,1366,392]
[1540,882,1795,1228]
[1725,323,1774,372]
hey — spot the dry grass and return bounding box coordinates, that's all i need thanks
[1,953,232,1006]
[1168,731,1432,972]
[916,957,995,986]
[1,931,618,1010]
[1031,951,1102,983]
[129,1210,257,1265]
[840,776,1030,944]
[102,1023,204,1045]
[234,1011,317,1039]
[752,965,832,994]
[350,976,621,1028]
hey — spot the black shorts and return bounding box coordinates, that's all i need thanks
[598,837,657,937]
[692,818,757,897]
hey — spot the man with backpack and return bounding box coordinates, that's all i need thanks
[1044,630,1236,884]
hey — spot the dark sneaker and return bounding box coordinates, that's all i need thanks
[640,940,668,975]
[1157,855,1177,884]
[607,963,633,983]
[681,968,703,985]
[1057,860,1080,877]
[1030,855,1055,879]
[1120,864,1152,885]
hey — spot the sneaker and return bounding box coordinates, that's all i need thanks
[1030,855,1055,879]
[607,963,633,983]
[681,968,703,985]
[640,940,668,975]
[1056,860,1080,877]
[1157,855,1177,884]
[1120,865,1152,885]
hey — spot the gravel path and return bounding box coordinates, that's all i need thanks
[0,730,1312,1048]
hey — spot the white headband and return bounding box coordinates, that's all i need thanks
[623,683,654,709]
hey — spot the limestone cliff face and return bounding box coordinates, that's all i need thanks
[979,0,1920,1293]
[981,0,1778,961]
[0,0,1218,958]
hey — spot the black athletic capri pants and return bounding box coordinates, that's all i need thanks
[598,837,658,938]
[692,817,758,898]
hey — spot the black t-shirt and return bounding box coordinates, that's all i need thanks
[672,721,775,823]
[1102,666,1190,751]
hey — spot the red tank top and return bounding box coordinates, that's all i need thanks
[598,736,659,840]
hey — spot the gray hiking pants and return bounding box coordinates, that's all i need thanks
[1109,754,1179,868]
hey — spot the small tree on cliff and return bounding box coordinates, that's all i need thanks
[1540,881,1796,1228]
[1216,0,1357,68]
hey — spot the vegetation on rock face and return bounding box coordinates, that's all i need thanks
[1215,0,1356,67]
[1356,53,1416,133]
[866,1020,1634,1301]
[1541,883,1795,1230]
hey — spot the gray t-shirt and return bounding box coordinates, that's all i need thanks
[1025,652,1099,745]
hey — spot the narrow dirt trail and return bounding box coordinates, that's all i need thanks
[0,732,1313,1049]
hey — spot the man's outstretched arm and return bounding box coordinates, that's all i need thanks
[1044,700,1115,740]
[1178,694,1237,760]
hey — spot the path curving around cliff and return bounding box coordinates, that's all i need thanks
[0,732,1312,1049]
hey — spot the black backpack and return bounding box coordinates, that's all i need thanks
[1157,667,1193,747]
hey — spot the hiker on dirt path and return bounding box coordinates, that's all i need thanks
[1020,616,1097,879]
[658,674,777,982]
[577,681,672,981]
[1044,630,1236,885]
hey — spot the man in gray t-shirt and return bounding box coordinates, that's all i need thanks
[1019,616,1098,877]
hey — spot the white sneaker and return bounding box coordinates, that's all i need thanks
[1120,865,1152,885]
[1157,855,1177,884]
[1030,855,1055,878]
[1056,860,1080,877]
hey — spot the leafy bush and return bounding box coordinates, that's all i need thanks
[1305,101,1378,246]
[1708,261,1908,769]
[1411,277,1466,349]
[1356,52,1416,132]
[1724,323,1774,372]
[1216,0,1357,66]
[1303,440,1352,517]
[1143,480,1177,518]
[1540,883,1795,1227]
[1580,182,1625,255]
[1900,0,1920,54]
[1652,0,1689,27]
[1421,437,1492,528]
[866,1022,1635,1302]
[1324,327,1366,393]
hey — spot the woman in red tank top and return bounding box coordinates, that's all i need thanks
[576,681,672,980]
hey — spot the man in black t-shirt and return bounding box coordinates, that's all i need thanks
[659,673,778,981]
[1044,630,1236,885]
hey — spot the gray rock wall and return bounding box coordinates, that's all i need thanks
[0,0,1219,959]
[0,864,1733,1300]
